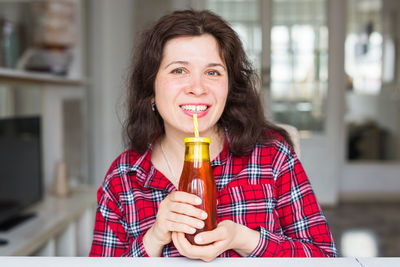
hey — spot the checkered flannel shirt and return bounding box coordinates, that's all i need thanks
[89,132,337,257]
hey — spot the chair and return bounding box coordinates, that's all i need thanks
[278,124,301,159]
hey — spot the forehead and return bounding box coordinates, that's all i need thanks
[162,34,224,62]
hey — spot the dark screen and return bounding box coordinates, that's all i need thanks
[0,116,42,225]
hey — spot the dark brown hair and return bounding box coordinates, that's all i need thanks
[125,9,292,155]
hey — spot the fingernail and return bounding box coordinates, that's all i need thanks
[197,221,204,228]
[190,227,196,234]
[195,197,202,205]
[195,235,202,244]
[201,212,208,219]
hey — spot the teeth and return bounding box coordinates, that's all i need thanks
[181,105,208,112]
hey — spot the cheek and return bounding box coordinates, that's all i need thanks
[207,78,228,100]
[154,75,162,97]
[155,78,180,101]
[215,82,228,104]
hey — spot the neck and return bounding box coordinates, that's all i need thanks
[161,126,225,161]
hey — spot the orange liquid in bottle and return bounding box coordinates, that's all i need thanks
[178,138,217,245]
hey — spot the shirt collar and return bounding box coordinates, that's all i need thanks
[210,138,230,167]
[127,143,168,190]
[213,127,232,166]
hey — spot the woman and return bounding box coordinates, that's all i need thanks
[90,10,336,260]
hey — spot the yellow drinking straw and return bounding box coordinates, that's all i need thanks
[193,114,199,138]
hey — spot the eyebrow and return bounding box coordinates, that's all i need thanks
[164,61,226,71]
[164,61,188,69]
[207,63,226,70]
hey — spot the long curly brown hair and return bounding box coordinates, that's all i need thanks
[125,9,292,155]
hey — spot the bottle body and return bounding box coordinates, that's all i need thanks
[178,139,217,245]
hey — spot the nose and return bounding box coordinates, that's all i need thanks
[184,75,208,96]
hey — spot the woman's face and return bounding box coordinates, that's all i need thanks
[154,34,228,137]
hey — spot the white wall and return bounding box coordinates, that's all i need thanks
[88,0,135,186]
[134,0,173,35]
[341,163,400,198]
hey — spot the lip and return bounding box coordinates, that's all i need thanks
[179,103,211,118]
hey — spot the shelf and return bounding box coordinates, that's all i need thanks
[0,68,86,86]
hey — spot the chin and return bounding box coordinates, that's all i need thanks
[181,127,196,135]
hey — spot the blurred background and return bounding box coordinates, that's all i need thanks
[0,0,399,257]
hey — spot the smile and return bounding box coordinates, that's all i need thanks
[179,104,211,118]
[180,104,209,112]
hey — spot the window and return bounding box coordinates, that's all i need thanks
[270,0,328,133]
[206,0,262,71]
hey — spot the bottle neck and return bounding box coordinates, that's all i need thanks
[184,142,210,163]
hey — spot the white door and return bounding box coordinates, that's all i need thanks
[260,0,346,205]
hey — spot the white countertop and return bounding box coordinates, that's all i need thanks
[0,257,399,267]
[0,186,97,256]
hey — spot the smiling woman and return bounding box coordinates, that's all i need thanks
[89,10,336,261]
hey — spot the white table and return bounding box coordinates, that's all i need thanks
[0,257,399,267]
[0,186,97,256]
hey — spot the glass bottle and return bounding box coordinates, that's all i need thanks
[178,137,217,245]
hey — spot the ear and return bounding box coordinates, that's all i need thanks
[151,98,156,112]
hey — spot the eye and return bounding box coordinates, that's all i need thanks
[207,70,220,76]
[171,68,186,74]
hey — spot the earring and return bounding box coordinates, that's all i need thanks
[151,102,156,112]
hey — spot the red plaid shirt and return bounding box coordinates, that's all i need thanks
[90,132,336,257]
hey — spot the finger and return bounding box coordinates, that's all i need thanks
[169,202,208,220]
[177,232,216,253]
[166,221,196,235]
[169,191,202,206]
[172,232,196,259]
[176,232,203,259]
[175,232,222,262]
[194,223,229,245]
[176,231,193,248]
[172,232,183,252]
[167,212,205,229]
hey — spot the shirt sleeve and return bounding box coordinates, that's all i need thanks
[89,187,149,257]
[249,142,337,257]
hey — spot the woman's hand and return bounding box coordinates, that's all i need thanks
[143,191,208,256]
[172,220,260,262]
